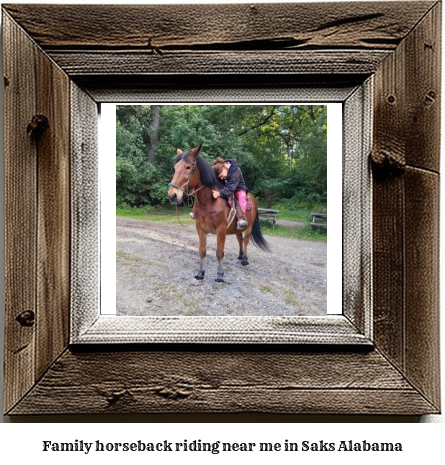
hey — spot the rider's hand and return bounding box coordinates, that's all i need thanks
[212,190,220,199]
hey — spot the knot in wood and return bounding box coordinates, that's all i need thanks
[370,148,405,177]
[105,390,128,405]
[27,114,49,140]
[96,385,130,405]
[424,90,436,106]
[16,310,35,327]
[154,386,191,400]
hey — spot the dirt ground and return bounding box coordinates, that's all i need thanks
[116,217,327,317]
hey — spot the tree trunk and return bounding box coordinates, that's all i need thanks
[148,105,162,162]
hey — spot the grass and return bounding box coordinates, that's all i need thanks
[273,209,309,223]
[258,201,327,241]
[260,223,327,242]
[259,201,326,223]
[116,204,327,242]
[116,205,193,223]
[284,289,302,308]
[116,250,153,263]
[260,285,273,293]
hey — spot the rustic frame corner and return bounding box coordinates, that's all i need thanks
[3,2,441,416]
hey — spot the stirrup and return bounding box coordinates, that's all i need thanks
[237,218,248,229]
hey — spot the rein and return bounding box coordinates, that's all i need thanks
[174,204,188,227]
[226,194,237,229]
[173,185,206,227]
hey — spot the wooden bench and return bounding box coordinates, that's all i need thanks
[257,208,279,228]
[310,212,327,228]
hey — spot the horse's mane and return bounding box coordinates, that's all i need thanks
[175,151,220,189]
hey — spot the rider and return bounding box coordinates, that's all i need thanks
[211,157,249,229]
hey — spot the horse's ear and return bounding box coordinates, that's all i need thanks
[189,144,202,159]
[176,148,183,155]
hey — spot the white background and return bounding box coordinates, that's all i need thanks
[100,103,342,315]
[0,0,444,461]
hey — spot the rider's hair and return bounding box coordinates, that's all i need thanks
[212,157,226,176]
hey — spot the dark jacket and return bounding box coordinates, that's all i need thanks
[218,159,248,199]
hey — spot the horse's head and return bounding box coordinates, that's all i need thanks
[168,144,202,205]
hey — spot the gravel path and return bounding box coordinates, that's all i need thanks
[116,217,327,317]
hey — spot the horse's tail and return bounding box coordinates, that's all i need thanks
[250,212,271,252]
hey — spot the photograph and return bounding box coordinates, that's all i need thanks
[114,104,329,318]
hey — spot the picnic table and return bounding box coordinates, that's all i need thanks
[310,212,327,228]
[257,208,279,228]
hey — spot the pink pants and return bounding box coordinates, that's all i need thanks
[235,190,247,215]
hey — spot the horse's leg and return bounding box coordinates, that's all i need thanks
[241,230,251,266]
[195,223,207,280]
[236,232,244,260]
[215,227,226,282]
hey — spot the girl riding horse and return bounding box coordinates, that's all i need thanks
[211,157,249,230]
[168,145,270,282]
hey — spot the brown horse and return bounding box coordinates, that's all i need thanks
[168,145,270,282]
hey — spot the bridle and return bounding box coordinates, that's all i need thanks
[168,157,205,211]
[168,158,197,194]
[169,158,205,227]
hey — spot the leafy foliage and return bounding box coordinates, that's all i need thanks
[116,105,327,208]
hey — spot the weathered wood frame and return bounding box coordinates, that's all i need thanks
[2,2,441,415]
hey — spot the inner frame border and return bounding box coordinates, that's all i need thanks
[70,82,373,346]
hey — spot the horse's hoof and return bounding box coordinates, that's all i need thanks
[237,254,243,260]
[242,260,249,266]
[194,275,204,280]
[215,278,224,283]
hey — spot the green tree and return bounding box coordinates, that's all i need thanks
[115,104,327,208]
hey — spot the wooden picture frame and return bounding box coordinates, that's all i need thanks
[74,92,370,345]
[2,2,441,415]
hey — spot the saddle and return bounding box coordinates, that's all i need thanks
[226,194,252,228]
[227,193,252,216]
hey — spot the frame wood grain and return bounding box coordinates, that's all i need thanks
[2,2,441,415]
